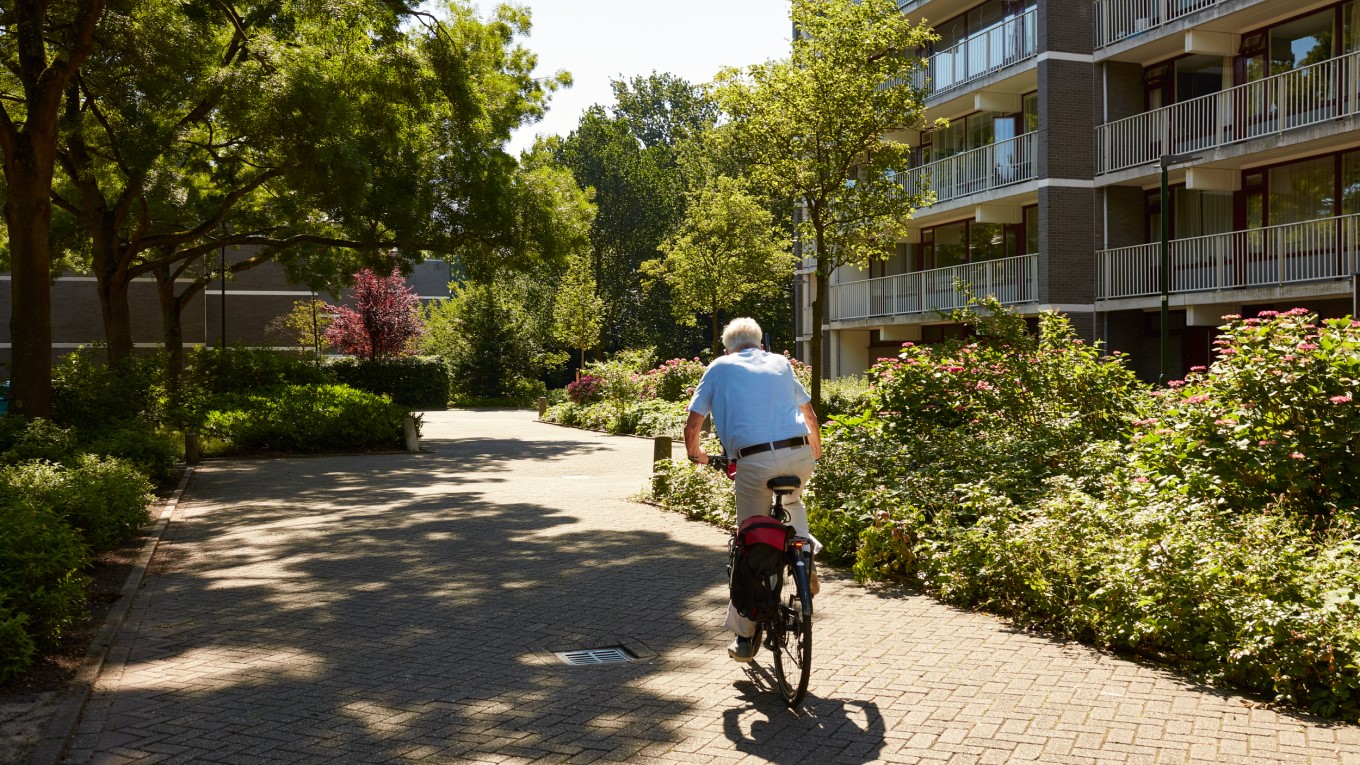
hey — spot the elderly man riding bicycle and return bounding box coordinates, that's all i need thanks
[683,317,822,662]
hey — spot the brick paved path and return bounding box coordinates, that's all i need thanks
[63,410,1360,765]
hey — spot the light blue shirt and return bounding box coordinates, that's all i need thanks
[687,348,812,455]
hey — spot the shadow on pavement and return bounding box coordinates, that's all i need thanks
[96,431,733,763]
[722,665,886,764]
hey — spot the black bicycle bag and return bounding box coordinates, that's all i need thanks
[729,515,790,622]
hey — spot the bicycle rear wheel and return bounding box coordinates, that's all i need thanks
[770,592,811,706]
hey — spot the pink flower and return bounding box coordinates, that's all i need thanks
[1258,439,1275,446]
[1155,428,1174,436]
[1244,318,1260,326]
[1258,310,1279,318]
[1214,419,1234,426]
[1133,476,1150,484]
[1285,307,1310,316]
[1133,418,1157,427]
[1222,314,1241,320]
[1331,393,1353,404]
[1167,380,1185,388]
[1220,347,1238,355]
[1290,452,1306,460]
[975,381,993,391]
[1185,394,1209,404]
[1297,343,1319,351]
[1190,366,1207,373]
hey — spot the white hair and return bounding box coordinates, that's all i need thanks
[722,317,763,351]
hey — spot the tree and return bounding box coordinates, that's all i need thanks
[610,72,719,151]
[324,266,424,360]
[49,1,567,370]
[711,0,933,406]
[0,0,105,417]
[267,298,333,360]
[425,276,564,402]
[553,253,605,368]
[645,177,794,356]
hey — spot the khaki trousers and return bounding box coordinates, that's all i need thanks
[724,444,817,638]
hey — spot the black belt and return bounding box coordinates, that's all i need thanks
[737,436,809,460]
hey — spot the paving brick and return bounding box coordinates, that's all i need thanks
[56,410,1360,765]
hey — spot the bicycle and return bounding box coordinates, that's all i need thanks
[708,454,814,707]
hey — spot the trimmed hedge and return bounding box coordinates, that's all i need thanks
[202,384,411,453]
[327,356,450,409]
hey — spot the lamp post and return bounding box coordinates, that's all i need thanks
[1158,152,1201,384]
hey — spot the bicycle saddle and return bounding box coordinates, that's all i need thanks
[767,475,801,495]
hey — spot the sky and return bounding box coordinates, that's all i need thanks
[505,0,794,155]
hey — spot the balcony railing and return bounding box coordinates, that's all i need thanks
[1097,214,1360,299]
[1097,51,1360,175]
[911,9,1037,98]
[895,132,1037,206]
[1094,0,1223,48]
[830,254,1039,321]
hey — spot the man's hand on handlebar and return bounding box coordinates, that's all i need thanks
[687,449,708,465]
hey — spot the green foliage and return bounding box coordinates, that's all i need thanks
[553,253,605,366]
[0,605,35,684]
[642,357,706,402]
[425,278,565,404]
[51,348,162,434]
[201,384,409,453]
[0,418,80,465]
[584,349,655,416]
[187,347,330,396]
[0,456,153,553]
[266,298,332,358]
[820,375,873,418]
[710,0,935,395]
[82,423,181,487]
[646,456,736,528]
[328,356,451,410]
[1128,309,1360,521]
[0,498,90,655]
[644,176,794,354]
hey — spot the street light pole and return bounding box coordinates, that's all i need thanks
[1157,152,1202,385]
[1159,155,1170,385]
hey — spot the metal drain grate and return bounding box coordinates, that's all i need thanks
[554,646,636,666]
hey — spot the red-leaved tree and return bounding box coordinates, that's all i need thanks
[324,267,425,360]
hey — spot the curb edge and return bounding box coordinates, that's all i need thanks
[25,466,195,765]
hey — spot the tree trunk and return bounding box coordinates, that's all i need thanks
[710,311,720,358]
[152,264,187,382]
[3,161,55,418]
[94,235,136,365]
[810,268,827,410]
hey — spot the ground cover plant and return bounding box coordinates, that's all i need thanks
[648,301,1360,720]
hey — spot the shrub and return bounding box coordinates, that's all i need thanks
[1128,309,1360,522]
[0,605,35,683]
[202,384,409,453]
[186,347,330,396]
[51,347,163,433]
[328,356,450,410]
[644,358,707,402]
[820,374,873,417]
[83,422,181,486]
[566,375,603,405]
[0,418,79,465]
[0,456,153,553]
[0,497,89,654]
[584,349,654,416]
[647,457,735,528]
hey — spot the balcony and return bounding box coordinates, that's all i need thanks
[1094,0,1223,49]
[911,9,1037,99]
[1096,214,1359,300]
[830,254,1039,321]
[1096,51,1360,175]
[895,131,1037,206]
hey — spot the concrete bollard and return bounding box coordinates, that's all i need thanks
[184,432,200,465]
[537,396,548,418]
[652,436,672,468]
[403,416,420,452]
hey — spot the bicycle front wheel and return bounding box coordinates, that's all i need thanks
[770,593,812,706]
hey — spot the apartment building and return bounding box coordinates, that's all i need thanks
[797,0,1360,381]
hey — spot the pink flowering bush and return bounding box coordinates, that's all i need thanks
[565,375,603,405]
[644,357,707,402]
[1129,308,1360,520]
